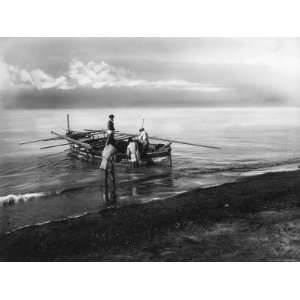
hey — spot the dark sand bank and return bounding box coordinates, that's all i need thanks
[1,170,300,261]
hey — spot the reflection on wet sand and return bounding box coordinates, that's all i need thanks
[102,160,117,208]
[100,163,176,209]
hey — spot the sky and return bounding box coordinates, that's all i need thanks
[0,38,300,108]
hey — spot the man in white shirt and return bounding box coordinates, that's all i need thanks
[138,128,149,158]
[126,137,139,167]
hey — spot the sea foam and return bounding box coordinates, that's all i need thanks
[0,192,48,207]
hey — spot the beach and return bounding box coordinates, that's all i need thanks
[2,107,300,233]
[1,169,300,261]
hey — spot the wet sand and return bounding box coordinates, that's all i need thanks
[1,170,300,261]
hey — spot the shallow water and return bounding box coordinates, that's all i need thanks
[1,107,300,233]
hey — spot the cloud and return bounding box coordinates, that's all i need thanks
[5,64,71,90]
[67,60,134,89]
[0,58,11,90]
[0,58,229,92]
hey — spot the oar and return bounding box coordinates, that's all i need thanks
[40,143,70,149]
[117,131,221,150]
[20,137,62,145]
[149,136,221,150]
[51,131,92,150]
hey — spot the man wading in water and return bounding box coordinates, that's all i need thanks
[100,114,117,170]
[101,116,117,204]
[127,137,140,167]
[138,127,149,159]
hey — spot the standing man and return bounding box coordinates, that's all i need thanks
[126,137,139,167]
[106,114,115,145]
[138,127,149,158]
[101,114,117,170]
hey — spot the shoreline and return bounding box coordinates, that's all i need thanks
[1,169,300,261]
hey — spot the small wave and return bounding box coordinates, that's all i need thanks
[0,192,49,207]
[0,172,172,209]
[5,212,90,235]
[240,163,300,177]
[142,190,187,203]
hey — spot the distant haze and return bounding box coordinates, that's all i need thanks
[1,38,300,109]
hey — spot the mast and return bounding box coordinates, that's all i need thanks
[67,114,70,133]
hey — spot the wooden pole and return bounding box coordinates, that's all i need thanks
[40,143,70,149]
[150,136,221,149]
[117,131,221,150]
[51,131,92,150]
[84,129,106,133]
[67,114,70,133]
[20,137,62,145]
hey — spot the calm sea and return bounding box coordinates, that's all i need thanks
[1,107,300,233]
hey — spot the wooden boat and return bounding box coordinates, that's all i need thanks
[57,129,173,166]
[20,115,220,167]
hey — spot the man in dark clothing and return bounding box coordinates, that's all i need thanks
[106,114,115,145]
[107,114,115,132]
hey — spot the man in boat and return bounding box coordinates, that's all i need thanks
[126,137,139,167]
[106,114,115,145]
[137,127,149,159]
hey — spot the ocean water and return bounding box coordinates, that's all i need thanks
[1,107,300,233]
